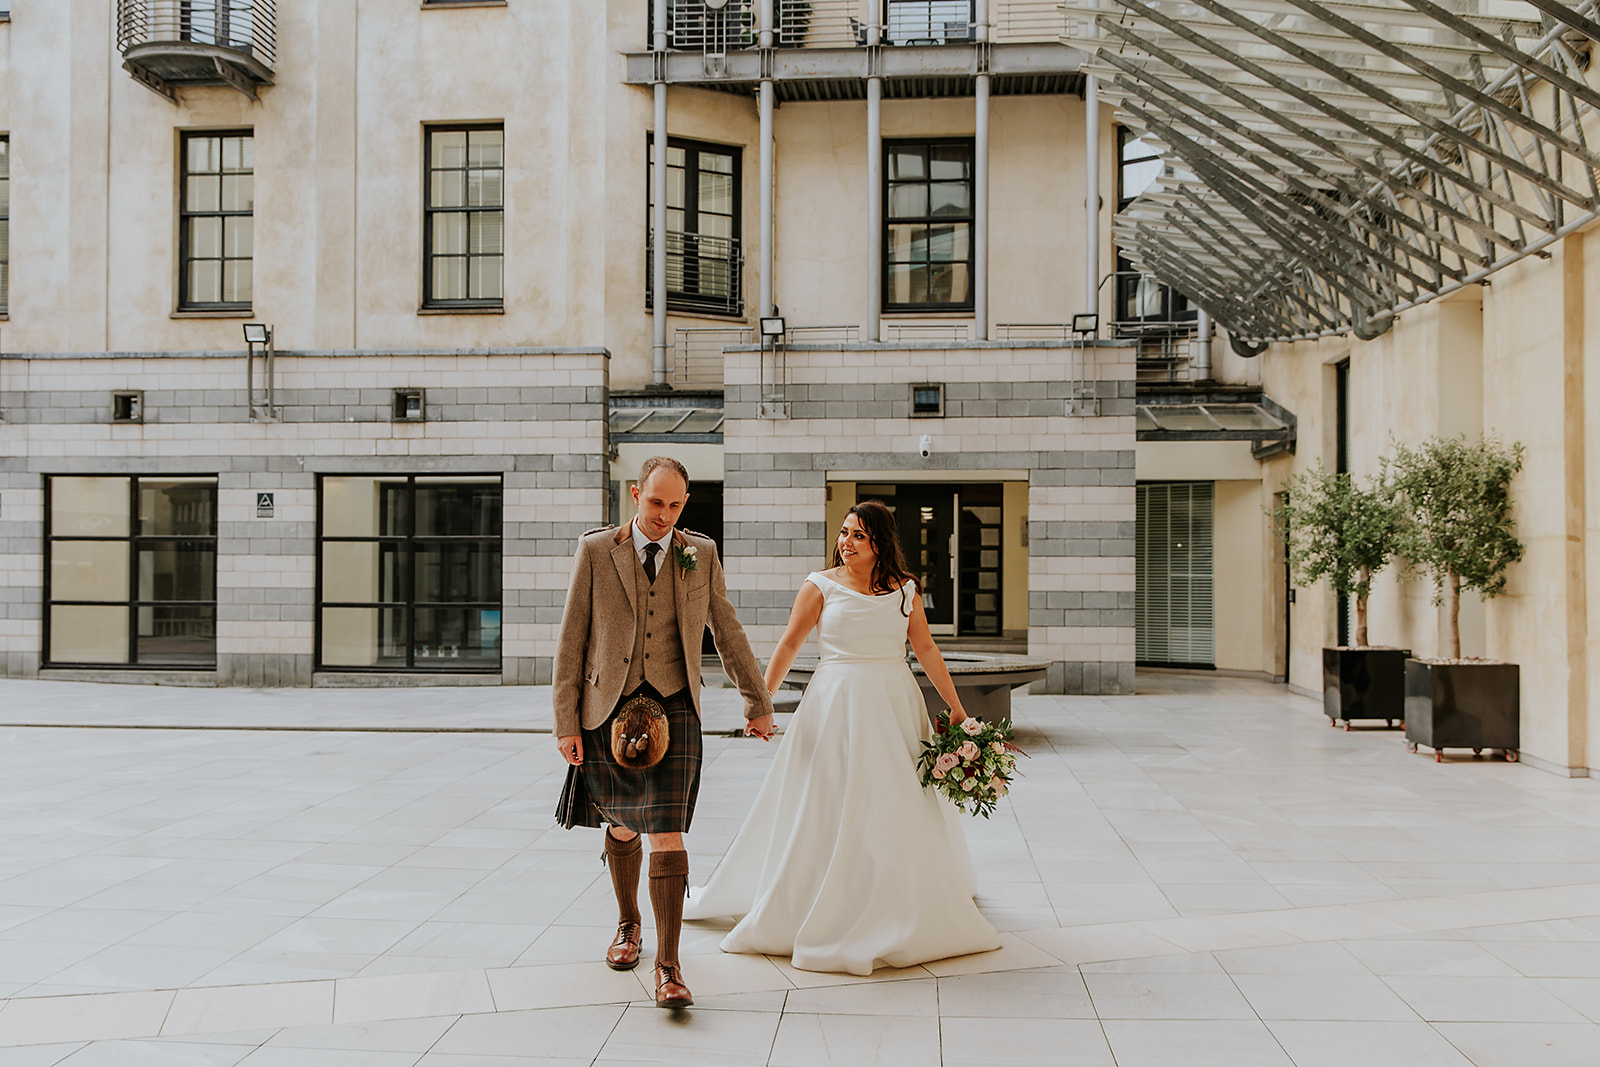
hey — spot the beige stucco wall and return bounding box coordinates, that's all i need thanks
[1212,480,1268,674]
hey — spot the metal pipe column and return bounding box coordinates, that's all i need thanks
[866,8,882,341]
[1084,72,1100,318]
[974,0,990,340]
[652,0,670,386]
[1195,309,1213,380]
[759,0,775,319]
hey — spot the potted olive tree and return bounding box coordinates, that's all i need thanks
[1274,463,1407,729]
[1386,434,1525,762]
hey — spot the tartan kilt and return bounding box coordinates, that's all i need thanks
[555,686,702,834]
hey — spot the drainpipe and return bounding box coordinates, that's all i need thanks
[974,0,990,341]
[866,7,882,342]
[759,0,775,319]
[1195,308,1213,380]
[652,0,670,386]
[1084,72,1100,318]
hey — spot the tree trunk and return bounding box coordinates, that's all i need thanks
[1444,569,1461,660]
[1354,565,1370,647]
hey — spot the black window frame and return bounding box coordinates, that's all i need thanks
[0,134,8,314]
[646,135,744,317]
[423,123,506,310]
[178,129,254,312]
[43,475,220,669]
[315,474,504,673]
[1114,126,1196,327]
[883,138,975,313]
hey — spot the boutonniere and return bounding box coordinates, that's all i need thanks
[675,543,698,572]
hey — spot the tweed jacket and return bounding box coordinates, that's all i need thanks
[552,523,774,737]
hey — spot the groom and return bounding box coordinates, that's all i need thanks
[553,455,775,1008]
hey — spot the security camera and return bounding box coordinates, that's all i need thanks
[919,434,932,459]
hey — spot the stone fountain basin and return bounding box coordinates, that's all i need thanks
[781,651,1050,723]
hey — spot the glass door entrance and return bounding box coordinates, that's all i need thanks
[859,483,1002,636]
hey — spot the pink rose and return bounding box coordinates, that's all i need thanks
[960,717,984,736]
[934,752,959,774]
[988,776,1006,795]
[990,741,1005,754]
[932,768,946,780]
[961,777,978,791]
[958,741,980,762]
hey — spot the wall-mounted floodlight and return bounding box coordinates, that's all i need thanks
[759,316,786,338]
[1072,313,1099,335]
[242,323,276,420]
[242,323,271,345]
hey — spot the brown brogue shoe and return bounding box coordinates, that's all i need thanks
[606,920,642,971]
[654,961,693,1009]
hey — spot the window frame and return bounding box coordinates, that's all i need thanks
[1114,126,1196,327]
[315,474,504,673]
[43,475,220,669]
[0,134,8,314]
[882,137,976,313]
[422,123,506,311]
[646,135,744,317]
[178,129,254,312]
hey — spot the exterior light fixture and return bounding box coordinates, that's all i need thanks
[759,316,786,337]
[1072,313,1099,335]
[704,0,730,9]
[242,323,270,345]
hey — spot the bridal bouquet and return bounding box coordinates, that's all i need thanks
[917,714,1025,819]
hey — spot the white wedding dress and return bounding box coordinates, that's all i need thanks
[684,571,1001,975]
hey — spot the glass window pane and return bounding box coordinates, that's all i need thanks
[223,216,253,258]
[223,259,253,303]
[322,477,409,537]
[189,216,222,259]
[888,146,926,180]
[323,541,403,604]
[433,212,467,256]
[53,477,131,536]
[135,605,215,666]
[431,130,467,169]
[888,184,928,218]
[929,261,970,303]
[51,541,129,601]
[220,174,253,212]
[414,481,501,537]
[666,167,686,211]
[187,136,219,174]
[470,255,503,300]
[929,145,969,179]
[187,175,221,212]
[431,169,465,208]
[139,479,215,535]
[468,212,503,255]
[189,259,221,305]
[1121,156,1161,202]
[466,169,502,208]
[887,223,926,262]
[699,171,733,217]
[701,151,733,175]
[432,257,467,301]
[929,182,970,216]
[321,607,408,667]
[137,545,216,601]
[50,606,130,664]
[666,145,685,167]
[414,607,501,665]
[887,262,923,305]
[467,130,504,168]
[414,542,502,603]
[928,222,970,261]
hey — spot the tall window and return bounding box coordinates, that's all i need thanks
[46,477,219,667]
[1115,127,1193,326]
[647,138,742,316]
[318,476,503,671]
[424,126,504,308]
[884,140,973,311]
[180,131,253,310]
[0,136,9,314]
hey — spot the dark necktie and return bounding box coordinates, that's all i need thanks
[644,542,660,583]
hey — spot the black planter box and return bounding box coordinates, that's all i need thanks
[1323,647,1411,729]
[1404,659,1520,762]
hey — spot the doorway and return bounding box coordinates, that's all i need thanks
[856,483,1003,636]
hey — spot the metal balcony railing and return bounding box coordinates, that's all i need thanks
[647,231,745,318]
[672,327,752,387]
[117,0,276,101]
[651,0,1068,51]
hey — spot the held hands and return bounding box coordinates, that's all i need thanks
[744,712,776,741]
[556,735,583,765]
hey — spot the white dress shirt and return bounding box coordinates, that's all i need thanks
[630,519,673,570]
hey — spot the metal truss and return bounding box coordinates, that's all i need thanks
[1067,0,1600,344]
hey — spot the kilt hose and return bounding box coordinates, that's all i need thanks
[556,686,702,834]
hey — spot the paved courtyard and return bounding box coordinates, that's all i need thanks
[0,673,1596,1065]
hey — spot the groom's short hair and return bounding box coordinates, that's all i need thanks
[639,455,690,488]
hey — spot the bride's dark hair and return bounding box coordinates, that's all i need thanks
[832,499,915,615]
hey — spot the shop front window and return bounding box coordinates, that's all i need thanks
[318,475,503,670]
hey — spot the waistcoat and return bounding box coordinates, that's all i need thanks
[624,545,689,697]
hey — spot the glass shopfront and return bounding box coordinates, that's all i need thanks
[45,476,219,666]
[317,475,503,671]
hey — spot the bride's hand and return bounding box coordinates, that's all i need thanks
[948,708,968,727]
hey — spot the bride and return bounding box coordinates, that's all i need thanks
[684,499,1001,975]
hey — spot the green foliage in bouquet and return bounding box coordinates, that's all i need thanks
[1384,434,1525,660]
[1270,462,1402,647]
[917,713,1025,819]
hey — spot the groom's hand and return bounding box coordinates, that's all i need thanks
[744,713,776,741]
[556,735,583,765]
